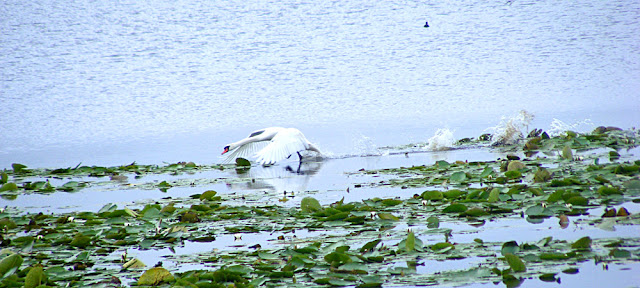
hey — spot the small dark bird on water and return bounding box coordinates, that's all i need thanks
[424,21,429,28]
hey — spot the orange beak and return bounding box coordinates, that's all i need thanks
[222,147,229,155]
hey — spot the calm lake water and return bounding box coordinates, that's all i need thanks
[1,0,639,168]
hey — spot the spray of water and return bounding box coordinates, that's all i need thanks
[426,128,456,151]
[547,118,595,137]
[352,134,385,157]
[486,110,535,145]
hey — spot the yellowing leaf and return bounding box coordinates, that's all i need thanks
[138,267,174,285]
[24,265,46,288]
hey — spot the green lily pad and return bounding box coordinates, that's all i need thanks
[566,196,588,206]
[0,253,23,279]
[236,157,251,167]
[0,183,18,192]
[422,190,443,201]
[501,241,520,256]
[571,237,592,250]
[199,190,219,201]
[504,253,526,272]
[301,197,322,213]
[24,265,46,288]
[377,212,399,221]
[443,203,467,213]
[426,216,440,228]
[138,267,175,285]
[450,171,467,182]
[11,163,28,173]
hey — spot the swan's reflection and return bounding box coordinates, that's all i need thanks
[226,160,323,194]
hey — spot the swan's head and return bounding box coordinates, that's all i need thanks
[222,145,230,155]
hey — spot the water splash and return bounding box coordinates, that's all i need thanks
[426,128,456,151]
[547,118,595,137]
[486,110,535,145]
[352,134,385,157]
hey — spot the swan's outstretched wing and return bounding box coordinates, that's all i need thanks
[255,128,310,165]
[221,141,269,164]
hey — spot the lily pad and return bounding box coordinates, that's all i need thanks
[0,253,23,279]
[504,253,526,272]
[301,197,322,213]
[236,157,251,167]
[138,267,175,285]
[443,203,467,213]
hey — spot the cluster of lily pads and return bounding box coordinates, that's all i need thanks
[1,127,639,287]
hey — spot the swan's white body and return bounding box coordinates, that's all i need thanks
[222,127,321,165]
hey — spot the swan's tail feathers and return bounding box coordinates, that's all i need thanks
[307,143,322,155]
[221,141,269,164]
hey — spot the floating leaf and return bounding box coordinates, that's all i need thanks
[540,253,572,260]
[98,203,118,214]
[0,253,23,279]
[157,181,172,192]
[443,203,467,213]
[443,189,464,199]
[69,233,92,248]
[324,251,352,267]
[562,145,573,160]
[430,242,454,253]
[487,188,500,203]
[558,215,569,228]
[525,206,553,217]
[235,158,251,167]
[199,190,218,201]
[436,160,450,168]
[422,190,443,201]
[480,166,495,178]
[507,161,525,171]
[258,251,279,260]
[609,151,620,160]
[138,267,174,286]
[616,207,630,217]
[381,199,403,206]
[449,171,467,182]
[504,253,526,272]
[571,237,592,250]
[0,183,18,192]
[602,208,617,218]
[539,273,557,282]
[465,207,488,217]
[566,196,588,206]
[24,265,46,288]
[377,212,399,221]
[358,275,383,287]
[405,232,416,252]
[426,216,440,228]
[301,197,322,213]
[534,168,552,182]
[11,163,28,173]
[609,248,631,258]
[360,239,381,253]
[501,241,520,256]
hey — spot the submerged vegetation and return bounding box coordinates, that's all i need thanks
[1,127,639,287]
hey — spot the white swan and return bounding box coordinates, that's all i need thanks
[221,127,321,165]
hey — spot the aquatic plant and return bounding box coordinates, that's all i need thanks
[0,127,638,287]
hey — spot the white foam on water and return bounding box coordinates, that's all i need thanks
[547,118,595,136]
[426,128,456,151]
[486,110,535,145]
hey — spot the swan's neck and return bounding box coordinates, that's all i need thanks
[230,137,256,150]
